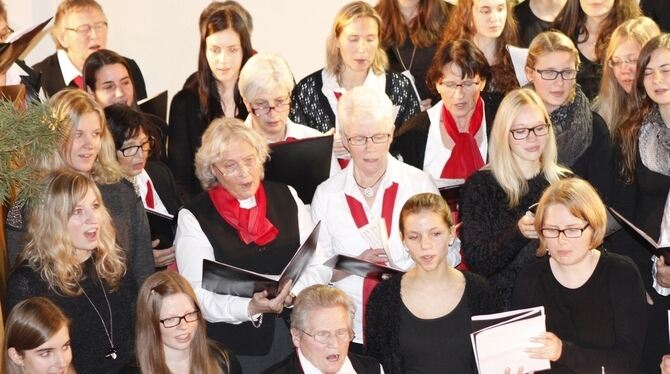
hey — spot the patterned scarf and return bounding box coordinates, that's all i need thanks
[548,85,593,167]
[639,104,670,176]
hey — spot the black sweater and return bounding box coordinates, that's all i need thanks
[6,260,137,374]
[365,271,498,374]
[459,170,550,310]
[512,252,646,374]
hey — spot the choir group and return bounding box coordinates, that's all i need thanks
[2,0,670,373]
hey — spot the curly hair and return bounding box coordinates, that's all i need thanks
[19,171,126,297]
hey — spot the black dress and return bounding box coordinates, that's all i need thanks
[514,1,557,47]
[6,259,137,374]
[576,51,602,101]
[512,252,647,374]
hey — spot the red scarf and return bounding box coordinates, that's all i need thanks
[440,98,485,179]
[209,183,278,245]
[345,182,399,344]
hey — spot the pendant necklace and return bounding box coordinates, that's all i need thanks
[354,169,387,198]
[77,277,117,360]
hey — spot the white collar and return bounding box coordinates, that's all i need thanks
[321,69,386,131]
[297,349,356,374]
[57,49,82,86]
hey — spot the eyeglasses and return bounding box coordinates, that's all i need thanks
[215,157,261,177]
[301,328,354,344]
[64,21,108,36]
[439,80,480,94]
[0,26,13,42]
[532,68,578,81]
[541,223,590,239]
[118,138,154,157]
[509,124,550,140]
[251,97,291,116]
[608,58,638,69]
[346,133,391,146]
[160,310,200,328]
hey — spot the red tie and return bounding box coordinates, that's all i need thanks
[145,180,155,209]
[345,182,399,344]
[71,75,84,89]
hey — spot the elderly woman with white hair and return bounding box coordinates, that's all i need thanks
[293,85,438,353]
[265,285,383,373]
[174,118,314,373]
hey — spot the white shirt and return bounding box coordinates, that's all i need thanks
[294,156,438,343]
[174,185,314,323]
[135,169,170,216]
[56,49,81,86]
[423,100,488,179]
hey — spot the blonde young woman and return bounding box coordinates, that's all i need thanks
[459,88,569,310]
[5,89,154,285]
[592,17,660,132]
[6,171,136,374]
[525,31,612,201]
[4,297,75,374]
[121,271,239,374]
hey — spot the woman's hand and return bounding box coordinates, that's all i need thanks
[518,213,538,239]
[503,368,534,374]
[526,332,563,362]
[358,248,388,265]
[660,354,670,374]
[152,239,176,267]
[248,280,293,316]
[656,256,670,288]
[419,98,432,112]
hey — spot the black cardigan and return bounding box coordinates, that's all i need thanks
[364,271,498,374]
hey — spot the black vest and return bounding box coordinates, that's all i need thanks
[187,181,300,356]
[263,352,382,374]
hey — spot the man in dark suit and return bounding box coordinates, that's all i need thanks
[32,0,146,99]
[264,285,382,374]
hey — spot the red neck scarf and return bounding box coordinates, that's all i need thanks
[440,98,485,179]
[208,183,278,246]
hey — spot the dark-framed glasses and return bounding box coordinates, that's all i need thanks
[509,124,550,140]
[118,138,154,157]
[439,80,480,93]
[608,58,638,69]
[532,68,578,81]
[541,223,590,239]
[301,328,354,344]
[251,97,290,116]
[64,21,108,36]
[347,133,391,146]
[160,310,200,328]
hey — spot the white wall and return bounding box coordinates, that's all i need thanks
[6,0,375,104]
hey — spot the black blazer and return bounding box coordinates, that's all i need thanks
[32,52,147,100]
[263,352,381,374]
[144,161,182,216]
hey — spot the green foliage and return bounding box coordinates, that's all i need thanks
[0,100,64,206]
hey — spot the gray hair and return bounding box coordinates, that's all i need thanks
[238,53,295,103]
[337,85,394,136]
[291,285,355,332]
[194,118,269,190]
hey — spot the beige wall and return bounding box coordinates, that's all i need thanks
[6,0,376,104]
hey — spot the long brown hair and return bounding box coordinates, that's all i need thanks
[135,271,231,374]
[196,7,253,125]
[614,34,670,184]
[553,0,641,63]
[441,0,519,92]
[4,297,71,374]
[375,0,452,48]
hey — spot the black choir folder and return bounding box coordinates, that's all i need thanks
[0,17,52,72]
[264,135,333,203]
[324,254,403,280]
[201,222,321,298]
[609,208,670,263]
[146,209,176,250]
[138,90,168,122]
[471,306,550,374]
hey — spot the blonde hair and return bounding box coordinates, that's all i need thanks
[534,178,606,256]
[325,1,389,76]
[399,193,454,238]
[4,297,71,374]
[526,31,580,71]
[44,89,124,184]
[19,171,126,297]
[238,53,295,103]
[593,17,660,131]
[135,271,230,374]
[52,0,105,49]
[487,88,568,207]
[337,85,394,136]
[194,118,269,190]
